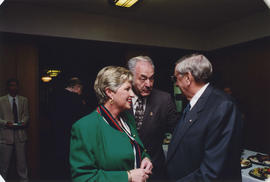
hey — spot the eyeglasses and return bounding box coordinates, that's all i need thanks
[171,75,177,82]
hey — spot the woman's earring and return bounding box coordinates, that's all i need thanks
[110,98,114,105]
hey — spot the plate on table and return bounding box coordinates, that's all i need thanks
[249,167,270,180]
[241,159,252,169]
[12,123,22,127]
[248,154,270,166]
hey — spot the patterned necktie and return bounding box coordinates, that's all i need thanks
[135,97,144,131]
[13,98,18,123]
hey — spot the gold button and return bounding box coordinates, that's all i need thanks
[133,134,136,137]
[144,149,147,152]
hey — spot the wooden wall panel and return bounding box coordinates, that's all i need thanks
[0,39,40,178]
[210,38,270,154]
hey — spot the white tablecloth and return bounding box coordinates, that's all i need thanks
[241,149,269,182]
[162,147,268,182]
[0,174,5,182]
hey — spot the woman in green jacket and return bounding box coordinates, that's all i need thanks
[70,66,153,182]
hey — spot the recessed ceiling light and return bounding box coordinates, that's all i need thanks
[111,0,139,8]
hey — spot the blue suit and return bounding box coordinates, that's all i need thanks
[166,85,243,182]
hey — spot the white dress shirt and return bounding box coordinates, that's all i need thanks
[189,83,209,110]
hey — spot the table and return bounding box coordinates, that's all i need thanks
[241,149,269,182]
[0,174,5,182]
[162,147,269,182]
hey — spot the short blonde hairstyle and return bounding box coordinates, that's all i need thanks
[94,66,133,104]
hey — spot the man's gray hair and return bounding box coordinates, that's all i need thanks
[175,54,213,83]
[127,56,155,74]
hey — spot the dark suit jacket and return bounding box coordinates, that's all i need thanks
[50,89,85,178]
[166,85,243,182]
[129,89,179,179]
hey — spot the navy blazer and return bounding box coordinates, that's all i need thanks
[166,85,243,182]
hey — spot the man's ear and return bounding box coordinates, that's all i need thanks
[105,87,114,99]
[185,72,193,85]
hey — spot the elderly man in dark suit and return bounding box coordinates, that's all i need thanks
[166,54,243,182]
[127,56,179,181]
[0,78,29,182]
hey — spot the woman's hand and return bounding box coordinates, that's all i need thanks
[140,157,153,175]
[129,168,149,182]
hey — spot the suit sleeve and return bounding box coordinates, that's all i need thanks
[0,98,10,126]
[165,94,180,133]
[177,101,242,182]
[0,101,8,126]
[70,123,128,182]
[21,97,30,124]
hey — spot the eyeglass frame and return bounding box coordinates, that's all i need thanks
[171,72,188,83]
[170,75,177,83]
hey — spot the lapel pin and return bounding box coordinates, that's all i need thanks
[150,112,153,116]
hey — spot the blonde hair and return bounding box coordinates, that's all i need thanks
[94,66,133,104]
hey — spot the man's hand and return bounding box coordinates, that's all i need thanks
[6,121,14,128]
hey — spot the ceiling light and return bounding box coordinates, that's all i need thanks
[263,0,270,9]
[47,69,61,77]
[111,0,139,8]
[41,76,52,83]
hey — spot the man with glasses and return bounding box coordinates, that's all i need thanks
[127,56,179,181]
[167,54,243,182]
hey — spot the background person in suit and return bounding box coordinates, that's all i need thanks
[50,77,86,180]
[127,56,179,181]
[0,78,29,182]
[70,66,152,182]
[166,54,243,182]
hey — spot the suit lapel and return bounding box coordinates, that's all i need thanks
[142,96,151,123]
[167,85,214,161]
[167,108,200,161]
[17,96,23,121]
[139,92,156,135]
[3,95,12,114]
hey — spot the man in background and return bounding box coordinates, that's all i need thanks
[51,77,86,180]
[127,56,179,181]
[167,54,243,182]
[0,78,29,182]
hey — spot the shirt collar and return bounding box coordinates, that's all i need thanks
[190,83,209,109]
[132,94,146,104]
[132,94,139,105]
[8,94,17,100]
